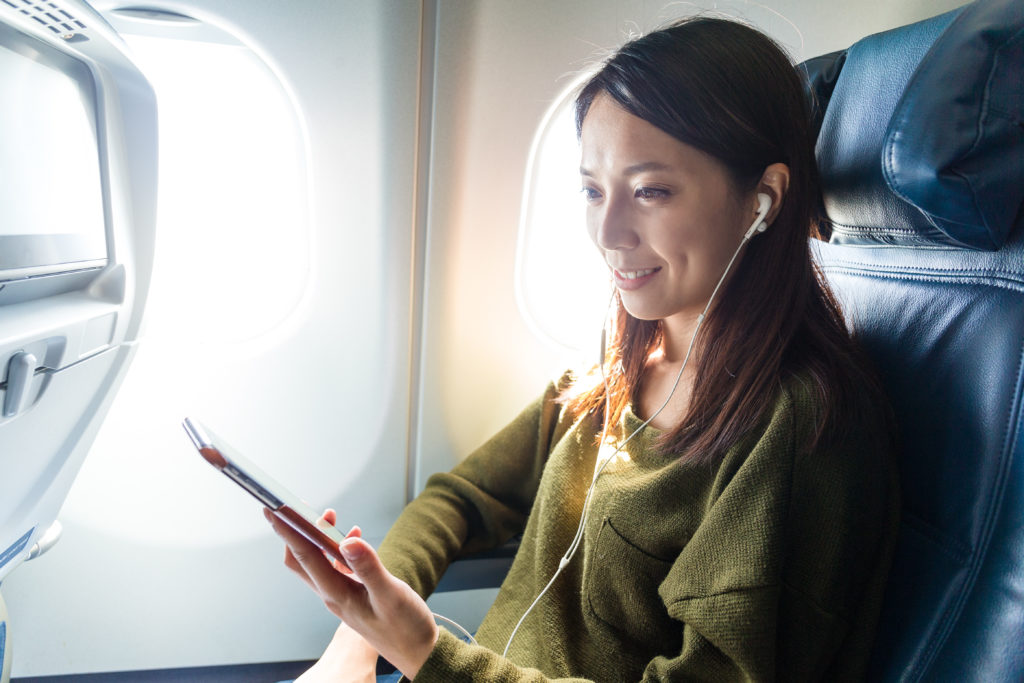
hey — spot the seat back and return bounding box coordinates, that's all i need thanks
[0,3,156,675]
[802,0,1024,679]
[0,0,156,609]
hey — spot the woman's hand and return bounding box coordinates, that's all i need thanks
[265,508,439,680]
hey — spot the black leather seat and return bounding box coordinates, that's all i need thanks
[801,0,1024,679]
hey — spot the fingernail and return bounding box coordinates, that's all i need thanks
[341,540,363,562]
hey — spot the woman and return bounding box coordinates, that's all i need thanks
[269,16,899,682]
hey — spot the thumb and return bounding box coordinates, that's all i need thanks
[339,537,388,589]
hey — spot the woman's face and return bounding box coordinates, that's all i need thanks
[580,93,757,329]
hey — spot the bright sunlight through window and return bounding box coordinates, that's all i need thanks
[64,25,312,546]
[127,34,311,347]
[516,77,610,355]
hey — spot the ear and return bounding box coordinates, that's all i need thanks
[754,163,790,226]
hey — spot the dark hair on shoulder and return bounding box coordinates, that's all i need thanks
[565,16,886,463]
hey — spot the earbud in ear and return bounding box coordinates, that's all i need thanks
[756,193,771,230]
[744,193,773,240]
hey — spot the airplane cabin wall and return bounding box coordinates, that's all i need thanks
[5,0,966,676]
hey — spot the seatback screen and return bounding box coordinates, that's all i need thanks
[0,26,106,281]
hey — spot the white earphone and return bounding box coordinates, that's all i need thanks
[743,192,773,240]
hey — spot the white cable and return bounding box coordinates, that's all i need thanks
[432,611,478,645]
[503,231,754,657]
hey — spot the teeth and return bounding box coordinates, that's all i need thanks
[620,268,656,280]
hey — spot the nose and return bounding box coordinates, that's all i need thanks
[589,192,638,252]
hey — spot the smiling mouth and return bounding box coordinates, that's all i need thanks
[614,267,659,280]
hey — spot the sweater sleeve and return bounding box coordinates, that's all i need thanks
[416,630,592,682]
[377,375,574,599]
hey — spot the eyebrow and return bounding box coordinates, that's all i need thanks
[579,161,674,177]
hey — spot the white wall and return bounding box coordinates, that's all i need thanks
[4,0,967,676]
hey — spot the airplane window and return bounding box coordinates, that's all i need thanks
[122,33,311,345]
[60,23,313,545]
[516,77,610,355]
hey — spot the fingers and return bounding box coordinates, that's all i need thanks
[266,509,363,614]
[265,508,334,577]
[327,531,359,576]
[336,537,389,593]
[266,506,437,677]
[316,509,360,539]
[283,546,317,591]
[320,509,360,572]
[265,507,361,579]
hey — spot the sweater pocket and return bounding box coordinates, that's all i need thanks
[585,517,680,653]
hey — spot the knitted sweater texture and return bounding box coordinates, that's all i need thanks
[378,373,898,682]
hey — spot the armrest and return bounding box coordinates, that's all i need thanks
[434,538,519,593]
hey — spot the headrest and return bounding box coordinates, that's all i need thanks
[806,0,1024,250]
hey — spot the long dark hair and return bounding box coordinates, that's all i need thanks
[566,17,881,463]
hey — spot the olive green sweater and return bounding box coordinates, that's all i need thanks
[378,373,898,681]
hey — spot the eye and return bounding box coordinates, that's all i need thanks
[635,186,669,200]
[580,186,602,202]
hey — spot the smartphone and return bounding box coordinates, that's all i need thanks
[182,417,350,571]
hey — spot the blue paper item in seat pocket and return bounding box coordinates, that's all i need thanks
[0,528,34,573]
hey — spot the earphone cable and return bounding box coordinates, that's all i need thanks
[502,231,755,658]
